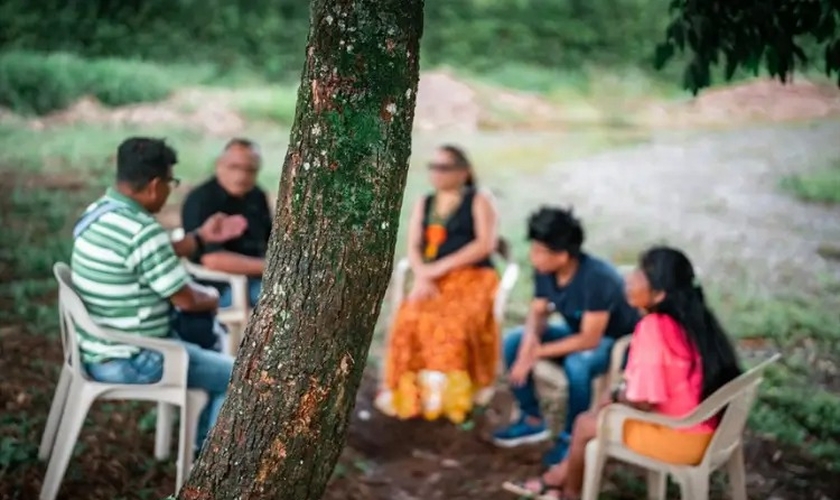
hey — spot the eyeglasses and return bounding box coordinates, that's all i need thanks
[427,162,461,173]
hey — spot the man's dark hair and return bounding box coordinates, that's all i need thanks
[116,137,178,191]
[527,206,585,257]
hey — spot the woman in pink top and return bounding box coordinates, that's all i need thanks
[503,246,741,499]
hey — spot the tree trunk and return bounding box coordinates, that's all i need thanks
[176,0,424,498]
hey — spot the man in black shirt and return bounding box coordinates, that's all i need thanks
[181,139,272,307]
[492,206,640,466]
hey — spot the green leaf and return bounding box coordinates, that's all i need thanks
[724,52,739,80]
[653,42,675,70]
[766,46,780,76]
[791,42,808,64]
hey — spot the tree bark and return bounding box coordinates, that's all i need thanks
[176,0,423,498]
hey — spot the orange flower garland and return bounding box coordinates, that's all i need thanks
[424,223,447,260]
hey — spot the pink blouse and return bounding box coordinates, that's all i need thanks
[623,313,716,433]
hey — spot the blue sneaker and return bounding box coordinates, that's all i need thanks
[541,432,571,466]
[492,416,551,448]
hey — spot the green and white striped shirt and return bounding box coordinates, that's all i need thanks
[70,188,191,363]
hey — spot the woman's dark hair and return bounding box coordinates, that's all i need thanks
[440,144,476,187]
[640,246,742,400]
[526,206,584,257]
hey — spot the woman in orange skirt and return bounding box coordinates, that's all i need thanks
[376,145,500,424]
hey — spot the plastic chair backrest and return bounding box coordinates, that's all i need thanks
[493,254,519,323]
[53,262,87,379]
[699,354,779,465]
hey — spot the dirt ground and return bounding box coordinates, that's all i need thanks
[2,325,838,500]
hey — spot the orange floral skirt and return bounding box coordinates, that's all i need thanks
[377,267,500,424]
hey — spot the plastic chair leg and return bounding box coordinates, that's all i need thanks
[727,443,747,500]
[176,390,209,491]
[581,440,606,500]
[646,470,667,500]
[674,471,709,500]
[38,367,72,461]
[39,383,93,500]
[155,402,176,460]
[227,323,244,356]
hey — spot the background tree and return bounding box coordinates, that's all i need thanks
[175,0,424,498]
[656,0,840,93]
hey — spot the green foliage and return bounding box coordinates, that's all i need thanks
[655,0,840,93]
[0,0,671,80]
[779,158,840,204]
[0,52,175,115]
[234,87,299,125]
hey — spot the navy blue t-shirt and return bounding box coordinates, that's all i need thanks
[534,253,640,339]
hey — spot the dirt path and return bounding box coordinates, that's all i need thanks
[496,120,840,293]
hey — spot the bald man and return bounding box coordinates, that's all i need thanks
[181,139,271,307]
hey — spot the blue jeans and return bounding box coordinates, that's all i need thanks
[503,323,614,436]
[85,340,234,450]
[218,278,262,308]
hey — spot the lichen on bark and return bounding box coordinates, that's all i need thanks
[174,0,424,499]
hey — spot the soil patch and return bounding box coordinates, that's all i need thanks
[641,78,840,128]
[2,323,838,499]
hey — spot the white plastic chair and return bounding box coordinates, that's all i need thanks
[170,227,250,354]
[38,263,208,500]
[582,353,781,500]
[380,243,521,404]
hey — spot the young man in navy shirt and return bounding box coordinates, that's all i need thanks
[493,206,640,466]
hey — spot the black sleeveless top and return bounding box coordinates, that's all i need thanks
[421,188,493,269]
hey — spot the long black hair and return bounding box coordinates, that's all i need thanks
[640,246,742,400]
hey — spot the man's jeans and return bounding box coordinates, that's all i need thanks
[85,340,234,450]
[503,323,614,436]
[218,278,262,308]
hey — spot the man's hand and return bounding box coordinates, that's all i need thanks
[199,213,248,243]
[407,277,438,302]
[509,352,536,387]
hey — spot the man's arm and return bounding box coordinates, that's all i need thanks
[169,282,220,312]
[130,225,219,313]
[171,231,200,259]
[201,251,264,276]
[516,297,551,361]
[181,186,264,276]
[536,310,609,358]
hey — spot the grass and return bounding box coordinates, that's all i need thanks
[0,123,290,190]
[0,51,178,115]
[233,86,300,126]
[779,158,840,204]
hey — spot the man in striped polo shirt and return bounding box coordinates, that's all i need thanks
[71,137,248,450]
